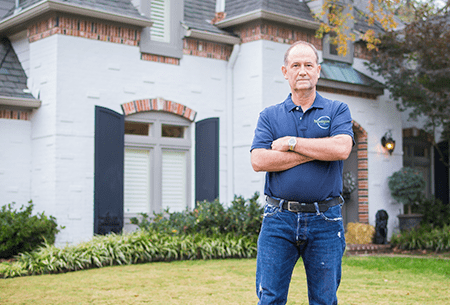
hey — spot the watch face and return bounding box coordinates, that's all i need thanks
[289,137,296,150]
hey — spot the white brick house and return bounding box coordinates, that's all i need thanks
[0,0,446,245]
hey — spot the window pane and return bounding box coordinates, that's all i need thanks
[162,124,184,138]
[328,32,339,55]
[125,122,150,136]
[162,150,186,212]
[124,149,150,214]
[329,42,338,56]
[414,146,427,158]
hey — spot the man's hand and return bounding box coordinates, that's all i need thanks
[271,136,293,152]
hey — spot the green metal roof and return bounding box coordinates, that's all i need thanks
[320,60,384,89]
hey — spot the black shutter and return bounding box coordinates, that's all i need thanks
[434,141,449,206]
[94,106,124,235]
[195,118,219,203]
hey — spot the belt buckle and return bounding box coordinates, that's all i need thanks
[287,201,293,212]
[287,201,300,212]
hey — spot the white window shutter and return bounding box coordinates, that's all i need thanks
[162,150,186,212]
[150,0,170,43]
[124,149,151,214]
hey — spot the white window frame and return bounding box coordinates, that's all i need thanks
[322,0,354,64]
[124,111,191,220]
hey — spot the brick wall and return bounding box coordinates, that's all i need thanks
[354,121,369,224]
[182,38,233,61]
[28,16,140,46]
[121,97,197,121]
[0,109,31,120]
[0,119,32,206]
[234,22,322,49]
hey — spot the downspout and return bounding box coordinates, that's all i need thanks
[226,44,240,205]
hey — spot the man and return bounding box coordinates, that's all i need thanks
[251,41,354,305]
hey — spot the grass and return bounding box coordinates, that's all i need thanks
[1,256,449,304]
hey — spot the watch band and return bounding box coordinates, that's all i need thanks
[288,137,296,151]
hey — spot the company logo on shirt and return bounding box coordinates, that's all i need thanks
[314,116,331,129]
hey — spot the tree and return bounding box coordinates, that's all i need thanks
[314,0,448,56]
[366,5,450,165]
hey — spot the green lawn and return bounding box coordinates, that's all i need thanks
[1,256,449,304]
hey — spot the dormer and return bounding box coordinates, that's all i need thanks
[135,0,185,59]
[307,0,354,64]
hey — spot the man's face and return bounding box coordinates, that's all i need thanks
[281,44,321,92]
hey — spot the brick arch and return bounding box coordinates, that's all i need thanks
[121,97,197,122]
[352,121,369,224]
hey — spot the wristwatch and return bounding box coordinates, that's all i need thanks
[288,137,296,151]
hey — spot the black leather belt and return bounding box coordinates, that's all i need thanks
[266,196,342,213]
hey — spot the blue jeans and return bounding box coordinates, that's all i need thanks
[256,198,346,305]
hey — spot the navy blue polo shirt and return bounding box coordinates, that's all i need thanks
[251,93,354,202]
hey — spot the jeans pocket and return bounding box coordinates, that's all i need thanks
[263,204,280,218]
[321,204,343,222]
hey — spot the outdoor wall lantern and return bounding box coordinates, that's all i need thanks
[381,130,395,155]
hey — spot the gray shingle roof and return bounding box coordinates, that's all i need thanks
[353,7,384,34]
[224,0,315,22]
[0,0,14,19]
[184,0,233,35]
[0,38,35,99]
[2,0,144,19]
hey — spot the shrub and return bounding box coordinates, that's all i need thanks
[0,230,258,278]
[131,192,263,237]
[388,167,425,214]
[0,201,62,259]
[390,224,450,252]
[345,222,375,244]
[414,196,450,228]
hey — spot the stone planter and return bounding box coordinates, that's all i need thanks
[397,214,423,231]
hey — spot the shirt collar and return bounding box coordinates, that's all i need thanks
[284,92,326,112]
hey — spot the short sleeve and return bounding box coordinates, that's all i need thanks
[330,102,354,140]
[250,110,274,151]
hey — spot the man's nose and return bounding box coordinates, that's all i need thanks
[298,66,307,75]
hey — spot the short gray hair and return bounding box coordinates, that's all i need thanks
[284,41,319,66]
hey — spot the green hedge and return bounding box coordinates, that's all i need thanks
[0,201,62,259]
[0,230,258,278]
[131,192,263,237]
[414,196,450,228]
[390,224,450,252]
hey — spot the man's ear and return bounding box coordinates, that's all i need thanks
[317,64,321,78]
[281,66,287,79]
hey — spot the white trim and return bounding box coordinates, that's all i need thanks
[0,0,153,33]
[185,29,241,45]
[0,96,41,108]
[215,9,320,30]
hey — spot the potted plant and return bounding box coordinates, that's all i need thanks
[342,171,356,200]
[388,167,425,231]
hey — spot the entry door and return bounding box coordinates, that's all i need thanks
[94,106,124,235]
